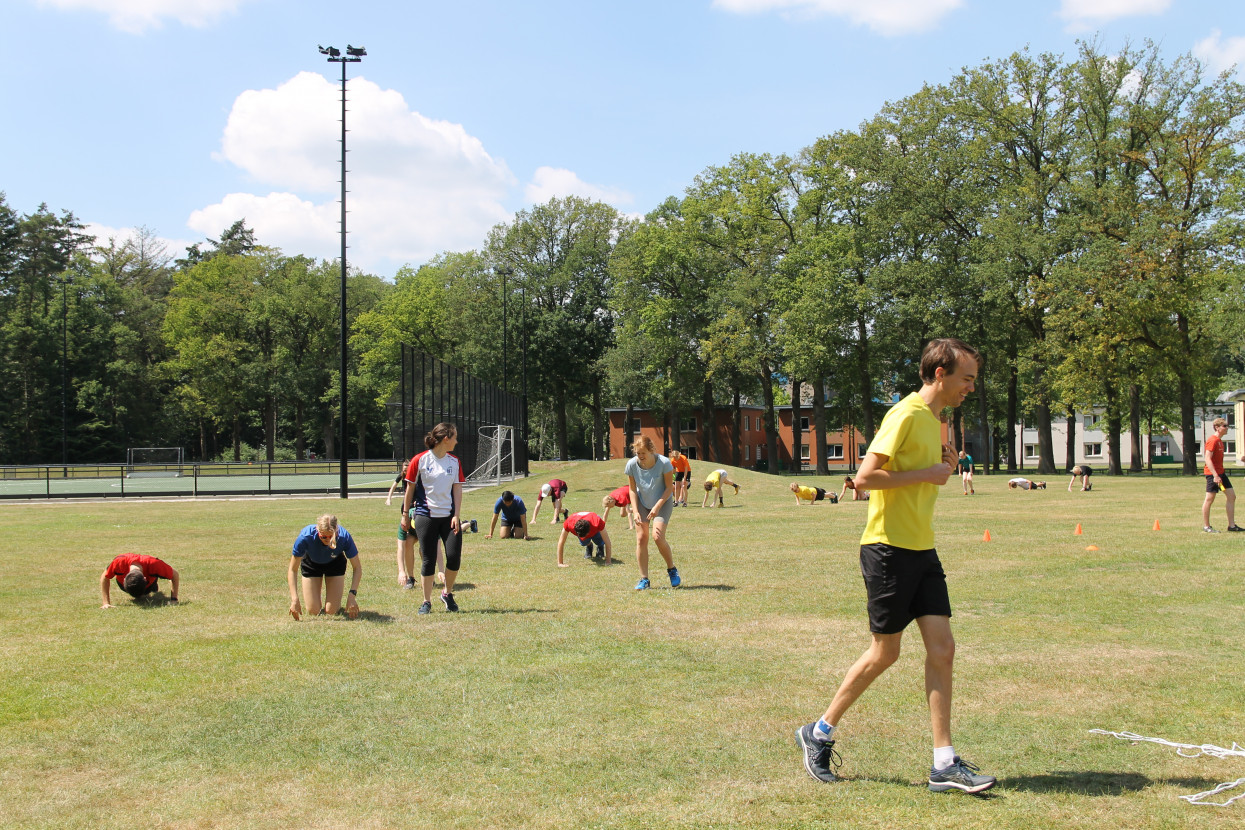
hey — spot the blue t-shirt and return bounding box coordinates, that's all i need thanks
[292,525,359,565]
[493,496,527,523]
[624,454,674,510]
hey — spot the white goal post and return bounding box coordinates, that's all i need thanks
[465,425,515,487]
[126,447,185,477]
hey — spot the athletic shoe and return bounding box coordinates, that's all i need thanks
[469,519,478,532]
[928,757,996,794]
[596,550,605,560]
[585,549,594,559]
[634,577,650,590]
[1204,526,1219,533]
[668,567,681,588]
[794,723,841,783]
[441,592,458,612]
[417,600,432,615]
[403,577,416,590]
[1228,525,1245,532]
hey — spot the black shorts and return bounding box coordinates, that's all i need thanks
[674,471,687,482]
[299,555,348,579]
[859,543,952,634]
[813,487,826,502]
[1206,472,1233,493]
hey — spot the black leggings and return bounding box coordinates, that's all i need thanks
[414,515,463,577]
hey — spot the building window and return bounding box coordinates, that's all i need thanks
[757,443,765,459]
[1024,444,1039,459]
[800,444,810,461]
[757,418,764,432]
[680,416,696,433]
[1084,443,1103,457]
[1084,413,1103,429]
[744,415,751,432]
[1193,442,1202,455]
[828,444,844,459]
[744,444,751,461]
[626,418,642,434]
[799,416,810,432]
[858,444,867,459]
[1152,440,1169,456]
[1226,441,1237,456]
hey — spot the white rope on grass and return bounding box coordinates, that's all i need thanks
[1091,729,1245,806]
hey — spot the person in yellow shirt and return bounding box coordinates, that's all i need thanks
[795,338,996,795]
[789,481,838,505]
[700,468,741,508]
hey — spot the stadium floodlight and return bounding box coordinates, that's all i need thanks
[318,42,366,498]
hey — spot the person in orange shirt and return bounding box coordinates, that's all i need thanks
[670,450,692,506]
[1201,417,1241,533]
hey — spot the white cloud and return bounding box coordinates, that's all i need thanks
[1057,0,1170,31]
[191,71,519,272]
[524,167,634,207]
[712,0,963,36]
[1195,30,1245,77]
[36,0,250,34]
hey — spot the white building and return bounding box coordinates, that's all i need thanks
[1015,402,1240,469]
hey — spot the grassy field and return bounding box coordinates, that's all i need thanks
[2,460,1242,829]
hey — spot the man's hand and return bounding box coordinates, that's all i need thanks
[346,595,359,619]
[289,601,301,621]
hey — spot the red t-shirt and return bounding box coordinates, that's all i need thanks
[608,485,630,506]
[1204,433,1226,476]
[564,511,606,539]
[103,554,175,588]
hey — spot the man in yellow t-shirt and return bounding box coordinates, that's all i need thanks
[790,482,837,505]
[795,338,996,795]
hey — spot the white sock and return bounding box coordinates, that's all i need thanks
[813,720,835,742]
[933,745,957,770]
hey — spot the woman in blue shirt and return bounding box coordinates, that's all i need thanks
[288,514,361,619]
[624,436,682,590]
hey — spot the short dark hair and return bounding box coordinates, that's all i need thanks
[573,518,591,537]
[122,570,148,597]
[919,338,980,384]
[501,490,514,502]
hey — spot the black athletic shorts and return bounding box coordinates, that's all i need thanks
[859,543,952,634]
[1206,472,1233,493]
[813,487,826,502]
[674,471,687,482]
[299,555,348,579]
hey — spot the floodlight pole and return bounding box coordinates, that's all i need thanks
[319,44,365,498]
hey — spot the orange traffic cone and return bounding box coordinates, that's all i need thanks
[1153,519,1161,531]
[1074,523,1083,535]
[1086,545,1099,551]
[982,530,992,542]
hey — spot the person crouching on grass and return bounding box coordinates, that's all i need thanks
[288,514,361,620]
[556,511,612,566]
[701,468,741,508]
[601,484,636,530]
[795,337,996,795]
[791,481,837,505]
[100,553,179,608]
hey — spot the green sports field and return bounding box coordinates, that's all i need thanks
[1,460,1242,829]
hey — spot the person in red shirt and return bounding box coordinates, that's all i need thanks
[601,484,636,530]
[556,511,612,566]
[100,554,179,608]
[532,478,569,524]
[1201,417,1241,533]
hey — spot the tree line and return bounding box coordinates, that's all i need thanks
[2,42,1242,473]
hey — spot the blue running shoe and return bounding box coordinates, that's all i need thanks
[667,567,681,588]
[634,577,650,590]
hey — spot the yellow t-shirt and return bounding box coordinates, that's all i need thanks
[705,470,723,486]
[859,392,942,550]
[794,484,818,501]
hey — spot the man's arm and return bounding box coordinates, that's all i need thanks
[1068,474,1077,491]
[169,568,180,602]
[556,528,570,567]
[852,450,953,491]
[487,510,500,538]
[100,570,114,608]
[601,528,612,564]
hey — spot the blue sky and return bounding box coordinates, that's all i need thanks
[4,0,1243,278]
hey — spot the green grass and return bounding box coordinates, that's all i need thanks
[2,460,1242,829]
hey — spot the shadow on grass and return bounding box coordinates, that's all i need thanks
[135,595,181,609]
[467,608,557,615]
[680,584,735,591]
[1001,770,1223,796]
[349,610,396,623]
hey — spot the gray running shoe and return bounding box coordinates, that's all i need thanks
[794,723,841,783]
[1204,526,1220,533]
[928,757,996,794]
[417,600,431,615]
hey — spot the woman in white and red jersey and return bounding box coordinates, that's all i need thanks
[401,422,466,613]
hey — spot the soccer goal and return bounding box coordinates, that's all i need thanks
[465,425,515,487]
[126,447,185,478]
